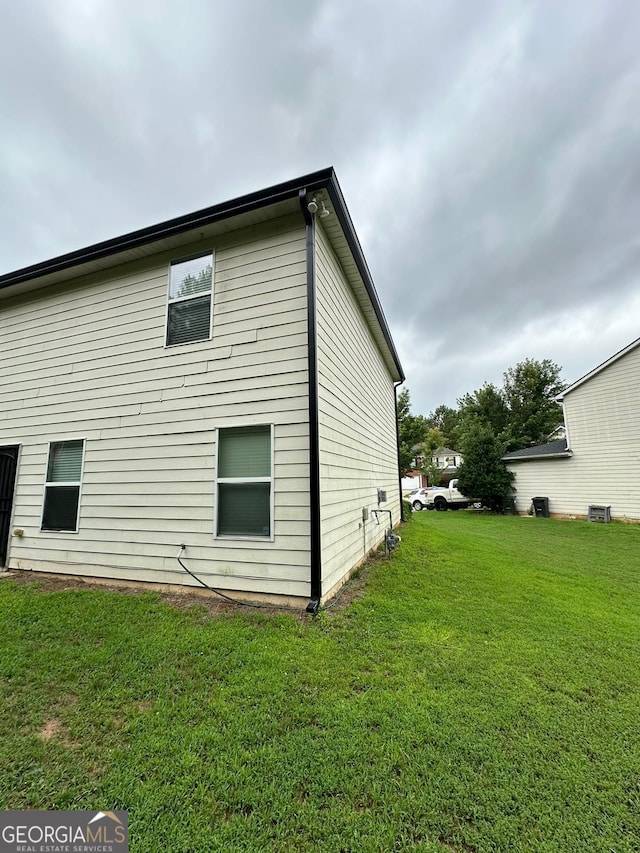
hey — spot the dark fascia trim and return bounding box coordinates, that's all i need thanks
[300,189,322,615]
[503,452,573,462]
[1,166,404,383]
[0,168,335,291]
[324,174,405,383]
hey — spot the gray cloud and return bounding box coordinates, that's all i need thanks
[1,0,638,415]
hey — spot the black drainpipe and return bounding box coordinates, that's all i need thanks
[299,189,321,614]
[394,383,404,522]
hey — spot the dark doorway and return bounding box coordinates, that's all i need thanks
[0,446,19,567]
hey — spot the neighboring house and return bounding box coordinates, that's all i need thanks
[503,337,640,520]
[401,447,464,492]
[0,169,404,611]
[431,447,463,470]
[402,451,428,492]
[547,424,567,441]
[401,473,426,492]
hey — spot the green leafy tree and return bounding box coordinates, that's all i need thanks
[426,404,463,449]
[397,388,429,476]
[414,427,448,486]
[456,424,514,511]
[501,359,564,450]
[457,383,509,437]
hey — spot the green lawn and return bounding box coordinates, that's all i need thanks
[1,513,639,852]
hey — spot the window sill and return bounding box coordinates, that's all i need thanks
[214,535,274,543]
[40,529,80,534]
[164,336,212,349]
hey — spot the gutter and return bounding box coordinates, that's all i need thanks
[299,189,322,615]
[503,452,573,462]
[394,383,404,522]
[0,168,404,385]
[0,168,334,291]
[561,401,571,452]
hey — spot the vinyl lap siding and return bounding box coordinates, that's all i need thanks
[315,224,400,596]
[0,216,312,597]
[508,345,640,519]
[507,458,575,516]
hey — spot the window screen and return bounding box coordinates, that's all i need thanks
[217,426,271,538]
[166,254,213,346]
[218,483,271,537]
[218,427,271,478]
[42,439,84,532]
[47,440,83,481]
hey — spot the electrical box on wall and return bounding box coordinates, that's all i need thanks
[362,507,369,522]
[377,489,387,505]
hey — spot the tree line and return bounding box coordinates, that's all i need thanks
[398,358,565,509]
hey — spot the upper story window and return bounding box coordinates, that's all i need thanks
[166,253,213,346]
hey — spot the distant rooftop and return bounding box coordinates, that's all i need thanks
[502,439,571,462]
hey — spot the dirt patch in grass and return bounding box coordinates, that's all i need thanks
[38,719,62,741]
[7,571,171,603]
[5,538,400,619]
[6,570,236,616]
[10,568,311,618]
[6,558,387,620]
[147,588,232,616]
[38,718,79,748]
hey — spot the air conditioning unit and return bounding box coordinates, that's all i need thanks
[587,505,611,523]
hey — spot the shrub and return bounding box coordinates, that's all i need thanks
[457,424,514,512]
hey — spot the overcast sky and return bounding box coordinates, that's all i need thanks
[1,0,639,416]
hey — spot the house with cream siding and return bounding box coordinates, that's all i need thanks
[431,448,463,470]
[504,337,640,521]
[401,447,464,492]
[0,169,404,611]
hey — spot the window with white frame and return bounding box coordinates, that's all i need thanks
[166,253,213,346]
[216,425,272,538]
[41,439,85,531]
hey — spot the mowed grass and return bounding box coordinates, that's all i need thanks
[1,514,639,852]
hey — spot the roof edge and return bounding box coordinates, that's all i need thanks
[503,451,573,462]
[0,168,336,291]
[325,172,405,383]
[0,166,404,383]
[502,438,571,462]
[556,336,640,400]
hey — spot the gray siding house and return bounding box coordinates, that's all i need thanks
[504,337,640,521]
[0,169,404,610]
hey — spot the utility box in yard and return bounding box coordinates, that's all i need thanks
[587,505,611,523]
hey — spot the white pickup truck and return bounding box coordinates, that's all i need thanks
[426,479,472,511]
